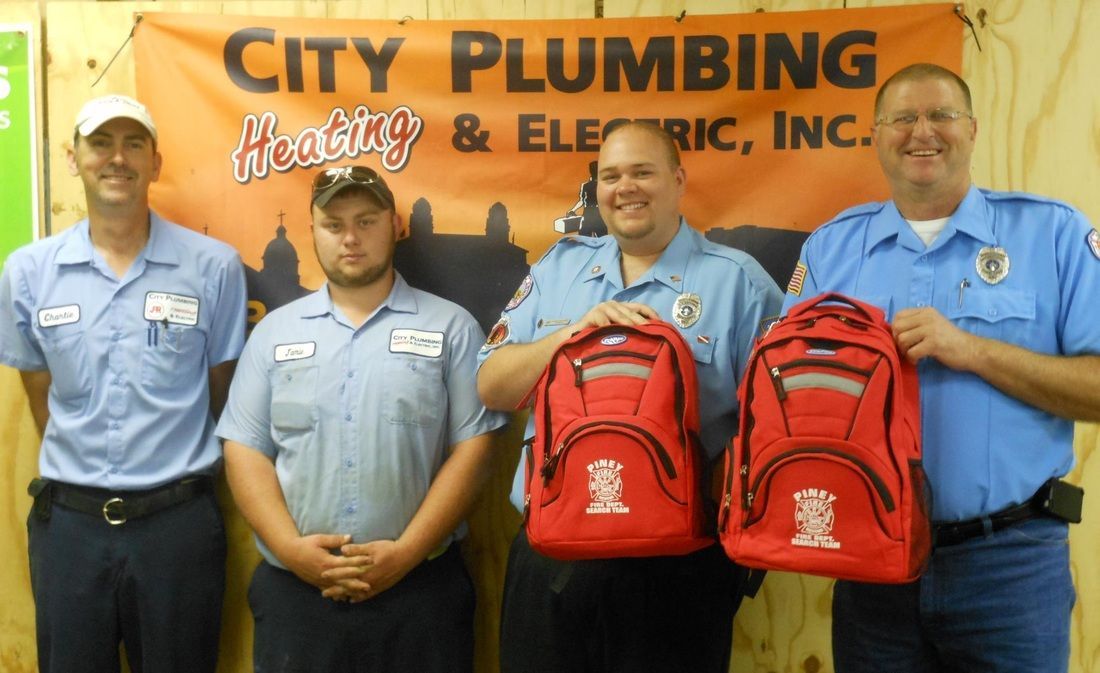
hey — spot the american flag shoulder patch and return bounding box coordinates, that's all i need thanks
[787,261,807,296]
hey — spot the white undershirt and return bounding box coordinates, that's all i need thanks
[906,217,950,247]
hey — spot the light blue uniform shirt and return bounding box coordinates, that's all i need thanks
[216,274,506,569]
[783,186,1100,521]
[0,213,248,489]
[478,220,784,511]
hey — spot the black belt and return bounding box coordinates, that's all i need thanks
[29,477,213,525]
[933,500,1041,548]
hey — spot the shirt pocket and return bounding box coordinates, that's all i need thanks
[141,325,207,390]
[39,329,91,402]
[944,287,1036,343]
[382,355,445,426]
[270,364,319,435]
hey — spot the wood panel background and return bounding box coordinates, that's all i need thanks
[0,1,1096,672]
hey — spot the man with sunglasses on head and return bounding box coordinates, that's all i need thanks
[216,165,506,673]
[0,94,247,673]
[783,63,1100,672]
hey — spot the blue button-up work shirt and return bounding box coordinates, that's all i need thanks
[216,274,506,569]
[0,213,248,489]
[783,187,1100,521]
[479,220,783,511]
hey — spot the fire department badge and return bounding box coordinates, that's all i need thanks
[976,246,1010,285]
[791,489,841,550]
[673,293,702,328]
[480,316,510,352]
[585,459,630,514]
[1088,229,1100,261]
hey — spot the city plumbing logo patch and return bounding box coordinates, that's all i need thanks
[585,459,630,514]
[792,488,840,550]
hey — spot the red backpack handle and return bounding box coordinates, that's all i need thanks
[788,292,885,325]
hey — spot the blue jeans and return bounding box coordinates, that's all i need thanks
[832,517,1074,673]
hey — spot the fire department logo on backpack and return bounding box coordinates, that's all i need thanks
[791,489,841,550]
[585,459,630,514]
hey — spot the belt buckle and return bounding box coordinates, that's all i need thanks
[102,497,127,525]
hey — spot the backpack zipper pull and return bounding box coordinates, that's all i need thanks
[541,443,564,483]
[573,358,583,386]
[718,492,732,529]
[770,366,787,400]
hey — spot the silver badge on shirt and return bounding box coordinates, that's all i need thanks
[975,246,1010,285]
[673,293,702,328]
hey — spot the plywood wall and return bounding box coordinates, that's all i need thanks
[1,1,1097,672]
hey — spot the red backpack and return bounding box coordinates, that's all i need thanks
[523,321,712,559]
[719,293,930,583]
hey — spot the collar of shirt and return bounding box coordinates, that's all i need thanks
[300,272,421,324]
[53,212,181,269]
[582,218,693,292]
[867,186,997,256]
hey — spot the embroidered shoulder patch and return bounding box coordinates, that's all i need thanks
[505,274,533,311]
[787,262,807,296]
[481,316,510,352]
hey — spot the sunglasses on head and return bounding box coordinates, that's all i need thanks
[312,165,383,190]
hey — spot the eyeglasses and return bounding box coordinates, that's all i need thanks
[312,165,383,190]
[875,108,973,130]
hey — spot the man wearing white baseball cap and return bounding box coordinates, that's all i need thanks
[73,94,158,143]
[0,93,247,672]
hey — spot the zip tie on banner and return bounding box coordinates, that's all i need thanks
[398,16,413,26]
[91,13,143,88]
[954,4,982,52]
[675,11,687,23]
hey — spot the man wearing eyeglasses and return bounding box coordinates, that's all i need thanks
[0,95,248,673]
[783,63,1100,672]
[216,165,506,672]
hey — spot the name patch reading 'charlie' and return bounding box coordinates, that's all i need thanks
[390,329,444,358]
[38,304,80,328]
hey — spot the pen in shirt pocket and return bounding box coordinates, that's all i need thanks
[957,278,970,308]
[147,318,170,347]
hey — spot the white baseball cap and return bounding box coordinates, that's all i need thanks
[74,94,158,142]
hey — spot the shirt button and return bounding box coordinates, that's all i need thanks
[345,505,356,514]
[346,371,354,378]
[112,333,121,342]
[344,459,354,468]
[345,414,352,422]
[989,309,998,317]
[113,378,122,386]
[916,302,925,307]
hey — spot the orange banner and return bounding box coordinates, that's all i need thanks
[134,7,960,329]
